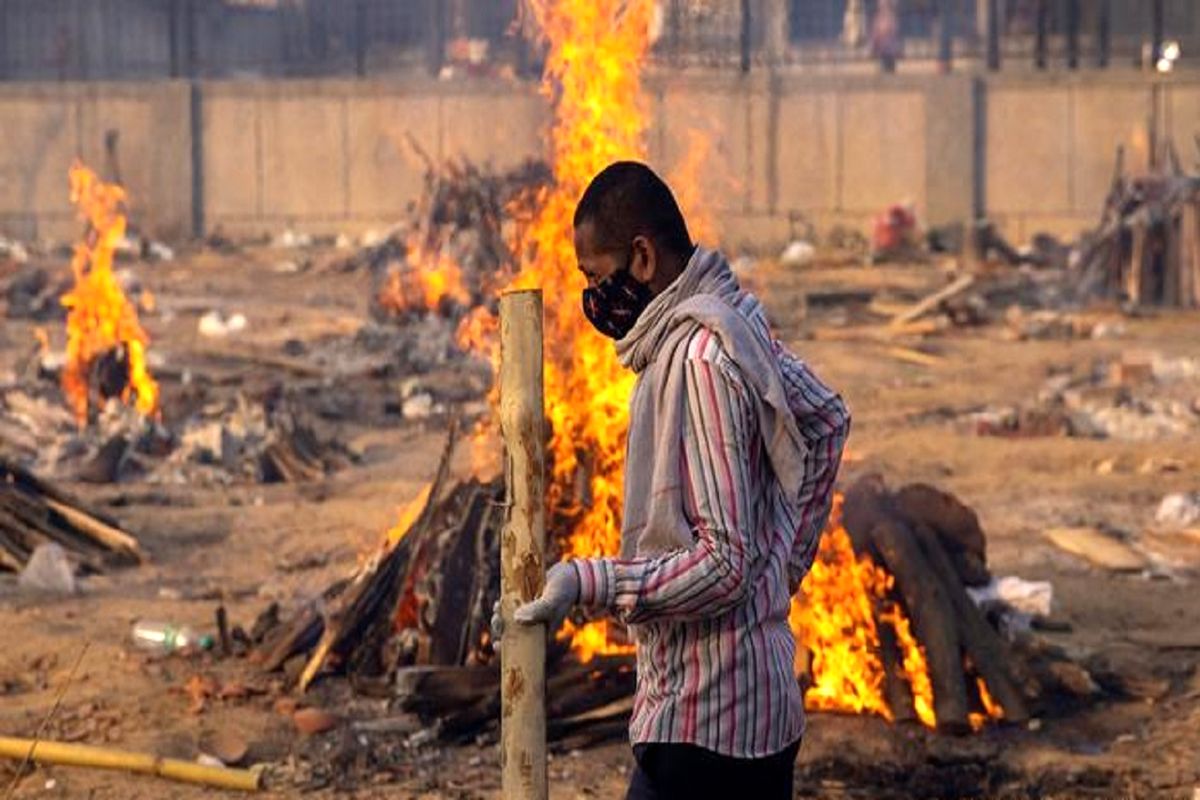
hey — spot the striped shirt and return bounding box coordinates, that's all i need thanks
[575,328,849,758]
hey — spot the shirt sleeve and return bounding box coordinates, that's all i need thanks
[778,353,850,593]
[574,335,765,624]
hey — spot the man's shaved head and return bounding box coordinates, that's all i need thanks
[573,161,693,260]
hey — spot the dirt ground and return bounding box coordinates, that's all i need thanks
[1,247,1198,799]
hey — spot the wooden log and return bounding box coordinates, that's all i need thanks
[395,665,500,715]
[0,499,109,573]
[893,483,989,587]
[867,519,971,734]
[1182,199,1200,309]
[42,497,143,562]
[909,521,1030,723]
[1163,210,1181,307]
[274,423,459,682]
[498,289,547,800]
[1126,219,1146,304]
[2,458,129,533]
[253,578,348,671]
[463,494,502,663]
[876,599,917,724]
[427,487,488,664]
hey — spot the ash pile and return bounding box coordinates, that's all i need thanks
[960,351,1200,441]
[0,367,356,488]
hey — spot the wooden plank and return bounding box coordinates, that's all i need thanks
[1127,220,1146,305]
[1043,527,1149,572]
[890,275,975,327]
[1183,199,1200,308]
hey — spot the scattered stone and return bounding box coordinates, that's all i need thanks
[18,543,77,595]
[199,727,249,766]
[1156,493,1200,529]
[779,240,816,269]
[293,707,340,736]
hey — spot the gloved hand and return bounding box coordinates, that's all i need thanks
[514,561,581,629]
[489,561,581,650]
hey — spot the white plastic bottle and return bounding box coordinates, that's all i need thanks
[131,621,214,654]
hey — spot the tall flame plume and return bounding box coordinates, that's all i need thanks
[61,161,158,425]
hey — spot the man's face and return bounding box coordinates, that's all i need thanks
[573,220,626,289]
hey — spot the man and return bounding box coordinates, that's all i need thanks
[514,162,849,799]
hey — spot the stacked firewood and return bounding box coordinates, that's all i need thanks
[1076,144,1200,308]
[0,458,142,573]
[841,475,1029,733]
[254,429,636,746]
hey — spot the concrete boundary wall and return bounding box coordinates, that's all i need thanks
[982,73,1200,242]
[0,81,192,242]
[2,74,1198,249]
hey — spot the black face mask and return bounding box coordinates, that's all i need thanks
[581,254,654,340]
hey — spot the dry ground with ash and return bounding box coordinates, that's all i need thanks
[1,249,1198,799]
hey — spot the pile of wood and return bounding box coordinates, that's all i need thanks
[254,429,635,747]
[0,458,142,573]
[1076,144,1200,307]
[841,475,1029,733]
[338,156,549,321]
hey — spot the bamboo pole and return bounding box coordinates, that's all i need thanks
[498,289,547,800]
[0,736,261,792]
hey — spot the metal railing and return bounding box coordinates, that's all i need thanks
[0,0,1196,81]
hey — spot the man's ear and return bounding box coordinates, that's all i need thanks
[629,234,656,285]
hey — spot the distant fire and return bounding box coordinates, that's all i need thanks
[60,161,158,425]
[377,235,470,316]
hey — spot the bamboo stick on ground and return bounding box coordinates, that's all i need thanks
[0,736,261,792]
[498,289,547,800]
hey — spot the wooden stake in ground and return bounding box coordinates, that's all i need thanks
[498,289,547,800]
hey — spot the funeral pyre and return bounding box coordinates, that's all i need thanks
[0,163,360,487]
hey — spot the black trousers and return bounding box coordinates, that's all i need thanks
[625,739,801,800]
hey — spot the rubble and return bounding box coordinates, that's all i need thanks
[1156,493,1200,529]
[966,352,1200,441]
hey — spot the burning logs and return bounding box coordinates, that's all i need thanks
[257,450,1107,746]
[0,458,142,573]
[843,475,1029,733]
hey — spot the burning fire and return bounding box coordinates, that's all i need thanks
[492,0,657,658]
[60,161,158,424]
[378,235,471,315]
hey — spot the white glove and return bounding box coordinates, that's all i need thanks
[489,561,581,648]
[514,561,580,630]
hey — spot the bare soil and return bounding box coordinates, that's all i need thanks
[0,248,1197,799]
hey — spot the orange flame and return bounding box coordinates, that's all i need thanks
[497,0,657,661]
[61,161,158,425]
[790,496,892,720]
[790,494,940,728]
[378,235,471,315]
